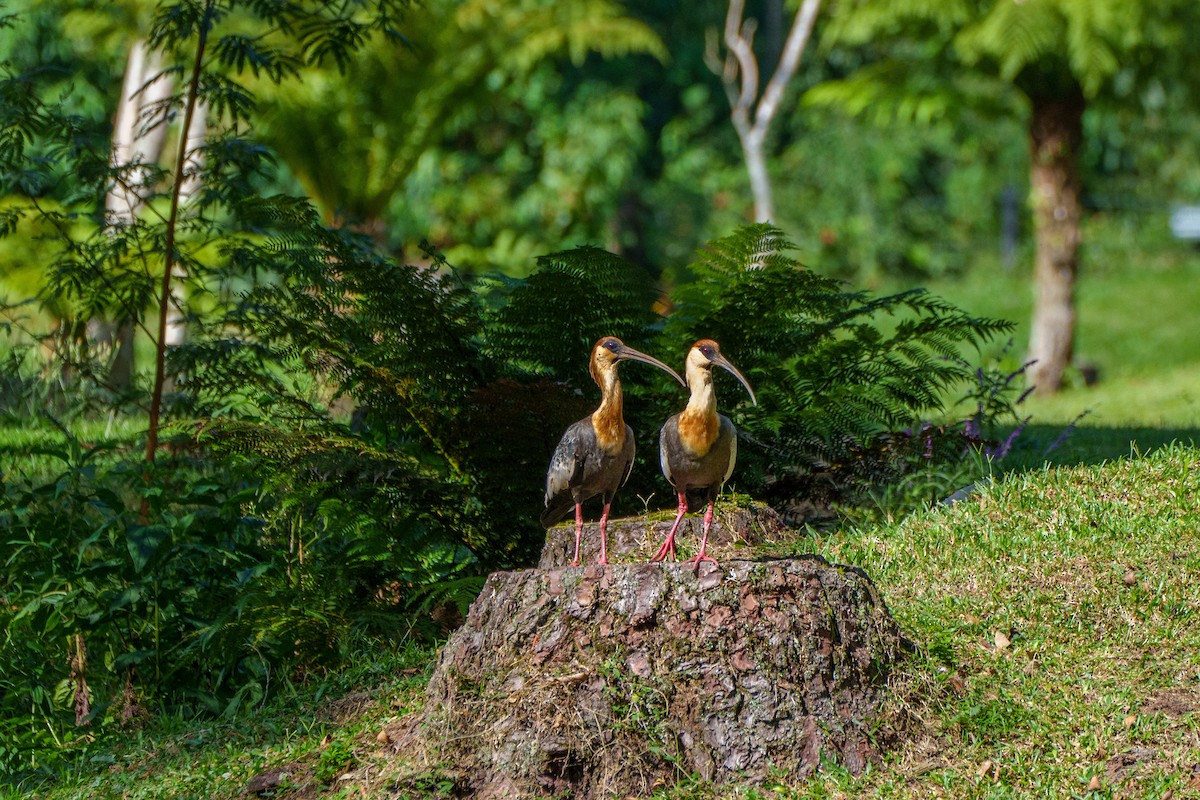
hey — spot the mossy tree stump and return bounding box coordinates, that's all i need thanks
[408,510,909,798]
[537,502,787,569]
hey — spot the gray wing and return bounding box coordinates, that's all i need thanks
[721,416,738,484]
[541,419,590,528]
[659,416,677,487]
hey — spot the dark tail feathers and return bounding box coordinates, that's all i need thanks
[540,494,575,529]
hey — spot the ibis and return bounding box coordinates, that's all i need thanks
[542,337,685,566]
[652,339,756,568]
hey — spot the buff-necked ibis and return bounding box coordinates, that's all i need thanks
[653,339,756,569]
[542,337,685,566]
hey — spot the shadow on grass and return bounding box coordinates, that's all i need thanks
[998,423,1200,473]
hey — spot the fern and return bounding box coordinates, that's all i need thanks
[659,224,1012,505]
[486,245,659,385]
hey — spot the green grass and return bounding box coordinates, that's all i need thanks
[4,643,438,800]
[753,443,1200,799]
[895,218,1200,434]
[874,216,1200,475]
[20,445,1200,800]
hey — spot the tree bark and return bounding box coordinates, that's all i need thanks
[1026,84,1085,394]
[400,513,909,797]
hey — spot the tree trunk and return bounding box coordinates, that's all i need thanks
[741,126,774,223]
[1026,85,1084,394]
[106,40,173,391]
[400,513,909,797]
[712,0,822,225]
[161,103,206,396]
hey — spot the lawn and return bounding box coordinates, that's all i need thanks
[767,443,1200,800]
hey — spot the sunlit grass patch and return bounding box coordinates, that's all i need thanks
[764,443,1200,799]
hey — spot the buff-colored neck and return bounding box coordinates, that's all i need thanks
[678,358,718,456]
[591,360,626,454]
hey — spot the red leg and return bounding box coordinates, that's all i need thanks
[686,501,719,573]
[571,503,584,566]
[597,501,611,565]
[651,492,688,562]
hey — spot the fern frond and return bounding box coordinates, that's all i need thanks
[661,223,1015,506]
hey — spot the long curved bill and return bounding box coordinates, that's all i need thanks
[713,353,758,406]
[615,343,686,387]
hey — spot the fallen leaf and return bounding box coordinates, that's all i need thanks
[976,759,994,778]
[1087,775,1101,791]
[375,729,390,744]
[1124,714,1136,729]
[320,734,332,747]
[1123,570,1137,586]
[994,630,1011,650]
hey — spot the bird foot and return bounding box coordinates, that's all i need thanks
[650,538,677,562]
[686,552,718,575]
[570,560,582,567]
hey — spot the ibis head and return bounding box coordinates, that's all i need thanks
[685,339,757,406]
[590,336,686,391]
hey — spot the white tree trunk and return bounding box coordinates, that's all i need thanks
[107,41,173,224]
[164,106,205,352]
[713,0,822,224]
[106,40,173,390]
[160,104,206,396]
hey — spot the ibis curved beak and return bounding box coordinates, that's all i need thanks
[713,353,757,406]
[615,343,686,387]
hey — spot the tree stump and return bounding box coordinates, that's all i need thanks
[538,502,787,568]
[410,536,909,799]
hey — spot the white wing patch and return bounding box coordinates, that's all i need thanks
[723,430,737,484]
[659,425,674,485]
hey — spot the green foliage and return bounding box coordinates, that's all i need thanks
[0,432,265,779]
[485,245,659,383]
[313,737,357,783]
[819,0,1200,108]
[254,0,665,262]
[0,0,480,782]
[658,224,1011,497]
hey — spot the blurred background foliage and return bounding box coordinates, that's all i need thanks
[2,0,1200,786]
[4,0,1200,289]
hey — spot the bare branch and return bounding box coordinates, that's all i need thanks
[722,0,759,137]
[709,0,824,223]
[754,0,821,132]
